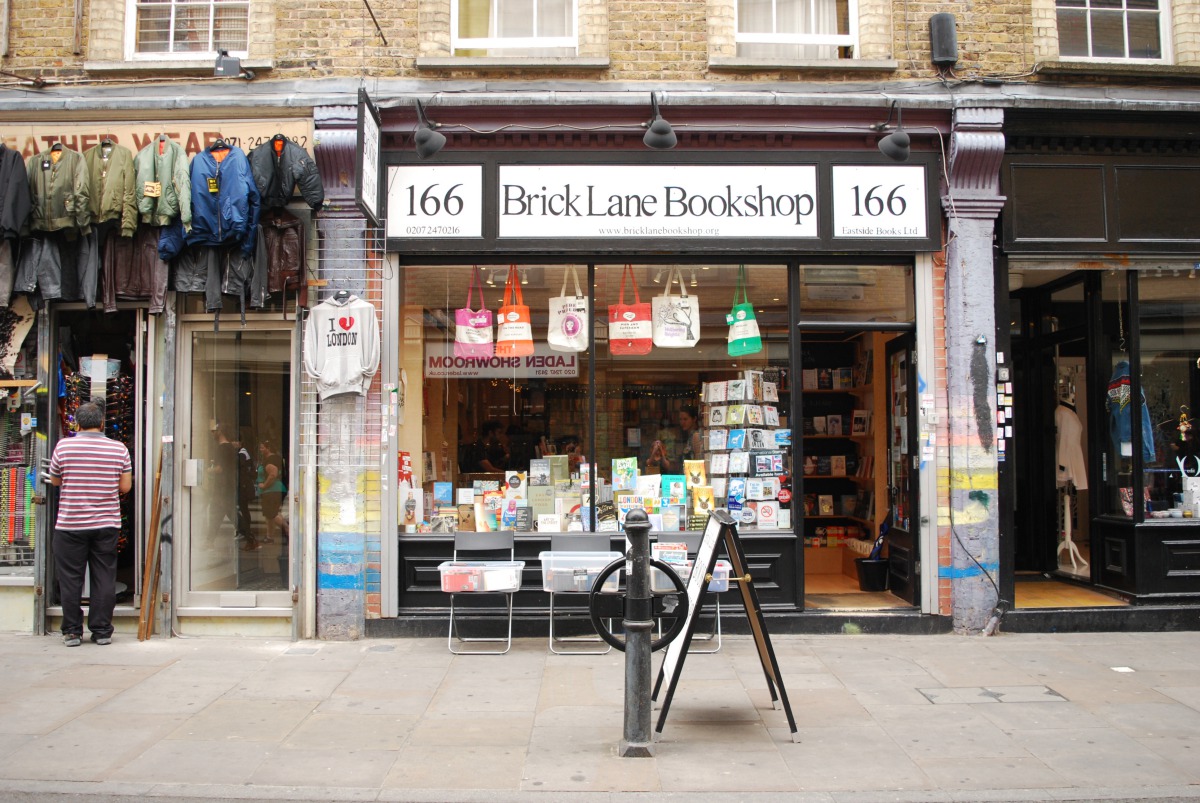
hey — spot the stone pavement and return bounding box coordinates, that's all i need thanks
[1,629,1199,802]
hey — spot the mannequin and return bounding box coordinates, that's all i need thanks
[1055,387,1088,571]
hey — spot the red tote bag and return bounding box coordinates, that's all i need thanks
[495,264,535,357]
[608,264,653,355]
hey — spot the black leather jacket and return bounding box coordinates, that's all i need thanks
[248,137,324,211]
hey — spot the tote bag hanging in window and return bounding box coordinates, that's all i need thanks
[652,266,701,348]
[496,264,535,357]
[454,265,494,359]
[608,264,653,355]
[726,264,763,356]
[547,265,589,353]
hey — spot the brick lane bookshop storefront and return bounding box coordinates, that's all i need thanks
[375,145,944,630]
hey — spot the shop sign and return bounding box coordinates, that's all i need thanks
[356,90,382,226]
[831,165,927,239]
[424,342,579,378]
[387,165,484,238]
[497,165,818,239]
[0,119,314,159]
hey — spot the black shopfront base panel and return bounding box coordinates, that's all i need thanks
[367,532,951,637]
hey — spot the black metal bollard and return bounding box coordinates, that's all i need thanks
[620,508,654,757]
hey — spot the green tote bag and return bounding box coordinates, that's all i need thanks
[726,265,763,357]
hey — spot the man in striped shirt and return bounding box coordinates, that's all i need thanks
[48,400,133,647]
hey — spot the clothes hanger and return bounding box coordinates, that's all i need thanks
[50,142,63,151]
[333,289,351,302]
[212,137,229,151]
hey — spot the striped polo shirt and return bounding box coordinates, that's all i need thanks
[49,431,132,530]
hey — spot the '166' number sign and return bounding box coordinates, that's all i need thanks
[831,165,927,239]
[387,165,483,239]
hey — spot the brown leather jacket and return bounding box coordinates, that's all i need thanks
[261,208,307,306]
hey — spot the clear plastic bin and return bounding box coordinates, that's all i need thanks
[539,551,622,593]
[439,561,525,593]
[651,559,732,593]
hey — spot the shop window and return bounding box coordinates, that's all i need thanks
[1136,270,1200,519]
[735,0,856,60]
[0,299,38,575]
[127,0,249,58]
[798,265,914,323]
[452,0,577,56]
[1055,0,1165,62]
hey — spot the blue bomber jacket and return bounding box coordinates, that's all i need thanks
[187,143,260,255]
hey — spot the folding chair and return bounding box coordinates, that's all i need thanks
[542,533,620,655]
[443,530,522,655]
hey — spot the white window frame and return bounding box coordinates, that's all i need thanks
[124,0,250,61]
[1054,0,1171,64]
[735,0,858,55]
[450,0,579,54]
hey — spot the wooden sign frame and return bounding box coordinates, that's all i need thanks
[652,509,798,740]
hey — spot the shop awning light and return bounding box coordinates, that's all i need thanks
[414,100,447,160]
[643,93,677,150]
[873,101,910,163]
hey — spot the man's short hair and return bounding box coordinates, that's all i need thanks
[75,402,104,431]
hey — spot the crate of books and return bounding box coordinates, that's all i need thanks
[439,561,525,593]
[538,551,623,593]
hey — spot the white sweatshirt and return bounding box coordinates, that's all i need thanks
[303,294,380,400]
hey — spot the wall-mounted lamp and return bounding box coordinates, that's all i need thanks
[521,268,529,285]
[214,49,254,80]
[690,270,698,288]
[653,268,665,284]
[872,101,910,162]
[486,269,497,287]
[643,93,677,150]
[414,100,446,160]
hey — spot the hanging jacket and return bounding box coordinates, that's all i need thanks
[14,229,98,306]
[224,224,267,315]
[248,136,324,211]
[84,141,138,238]
[303,294,380,400]
[187,143,260,256]
[172,243,223,312]
[25,147,91,234]
[134,135,192,230]
[104,224,168,314]
[261,208,304,294]
[1107,360,1156,462]
[0,144,31,240]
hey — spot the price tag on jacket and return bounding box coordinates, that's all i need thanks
[143,181,161,198]
[207,177,219,193]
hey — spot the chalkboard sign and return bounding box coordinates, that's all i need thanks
[653,509,798,740]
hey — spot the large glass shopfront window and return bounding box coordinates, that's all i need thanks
[400,262,791,533]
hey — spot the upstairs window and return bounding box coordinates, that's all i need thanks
[128,0,249,57]
[452,0,578,57]
[736,0,856,60]
[1055,0,1164,61]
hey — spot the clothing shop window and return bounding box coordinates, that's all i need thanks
[452,0,577,56]
[735,0,855,60]
[1101,269,1148,519]
[1055,0,1164,62]
[127,0,250,58]
[1136,270,1200,519]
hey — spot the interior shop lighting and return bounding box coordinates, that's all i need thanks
[414,100,447,160]
[872,101,910,162]
[643,93,678,150]
[690,270,698,287]
[653,269,665,284]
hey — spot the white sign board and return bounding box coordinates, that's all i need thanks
[425,342,580,378]
[387,165,484,238]
[357,91,381,226]
[497,165,818,239]
[831,165,927,239]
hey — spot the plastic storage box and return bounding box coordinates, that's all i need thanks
[439,561,525,593]
[539,551,622,593]
[651,559,732,593]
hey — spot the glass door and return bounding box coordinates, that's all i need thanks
[178,322,293,610]
[885,335,920,604]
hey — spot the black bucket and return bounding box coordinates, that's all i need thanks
[855,558,889,592]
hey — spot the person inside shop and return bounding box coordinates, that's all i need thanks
[48,400,133,647]
[208,424,239,540]
[472,421,508,473]
[234,432,256,546]
[556,434,586,475]
[255,440,287,549]
[647,405,703,474]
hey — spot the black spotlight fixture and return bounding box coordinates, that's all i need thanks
[414,100,447,160]
[873,101,910,162]
[643,93,677,150]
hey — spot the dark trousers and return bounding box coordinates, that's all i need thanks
[53,527,120,638]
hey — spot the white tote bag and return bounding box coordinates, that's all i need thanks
[652,266,701,348]
[547,265,589,353]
